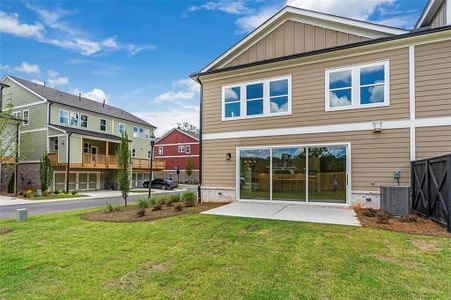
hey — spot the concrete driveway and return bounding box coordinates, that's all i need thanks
[202,202,361,226]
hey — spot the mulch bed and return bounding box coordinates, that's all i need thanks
[0,227,14,235]
[355,208,451,238]
[81,202,226,223]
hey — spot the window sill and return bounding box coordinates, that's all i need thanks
[222,111,292,121]
[325,102,389,112]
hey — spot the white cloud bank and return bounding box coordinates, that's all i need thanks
[153,78,200,104]
[71,88,109,103]
[15,62,41,74]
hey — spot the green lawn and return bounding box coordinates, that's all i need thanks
[1,210,450,299]
[29,194,88,200]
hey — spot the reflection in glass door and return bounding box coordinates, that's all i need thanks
[239,149,270,200]
[272,147,306,201]
[308,146,347,204]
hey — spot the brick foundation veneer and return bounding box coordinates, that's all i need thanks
[0,163,41,193]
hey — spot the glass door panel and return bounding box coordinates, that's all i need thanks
[308,146,347,204]
[239,149,270,200]
[272,147,306,201]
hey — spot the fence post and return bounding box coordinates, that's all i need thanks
[410,161,415,213]
[425,159,430,217]
[447,155,451,232]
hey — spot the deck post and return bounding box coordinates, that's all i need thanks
[106,141,109,168]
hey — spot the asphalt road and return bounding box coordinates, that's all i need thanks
[1,194,147,219]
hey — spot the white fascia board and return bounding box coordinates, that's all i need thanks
[46,124,67,133]
[2,76,48,102]
[415,0,445,28]
[200,6,408,73]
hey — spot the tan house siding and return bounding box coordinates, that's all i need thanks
[415,40,451,118]
[204,47,409,134]
[416,125,451,160]
[430,1,447,28]
[202,128,410,191]
[225,20,368,68]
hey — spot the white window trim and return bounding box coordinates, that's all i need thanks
[185,144,191,154]
[53,138,59,151]
[325,60,390,112]
[80,114,88,128]
[100,119,107,132]
[132,148,136,157]
[22,109,29,126]
[178,145,185,153]
[59,109,69,125]
[118,123,126,135]
[158,146,164,155]
[70,111,79,127]
[222,75,292,121]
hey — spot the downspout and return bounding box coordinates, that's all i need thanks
[65,133,72,193]
[48,102,53,125]
[195,76,203,203]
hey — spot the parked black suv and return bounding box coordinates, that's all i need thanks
[143,179,177,190]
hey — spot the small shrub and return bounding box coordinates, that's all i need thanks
[362,208,377,218]
[42,191,49,197]
[169,193,180,203]
[152,203,163,211]
[137,198,151,208]
[54,190,60,195]
[181,191,196,207]
[136,208,146,217]
[71,191,78,195]
[24,190,34,198]
[105,203,121,213]
[174,203,184,211]
[401,214,418,223]
[376,211,390,224]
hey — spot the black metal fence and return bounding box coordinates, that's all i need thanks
[411,154,451,232]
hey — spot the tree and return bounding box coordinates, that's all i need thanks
[185,158,194,183]
[39,153,53,192]
[176,122,199,136]
[118,132,131,206]
[0,103,21,164]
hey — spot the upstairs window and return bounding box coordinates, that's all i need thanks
[118,123,126,135]
[326,61,389,111]
[158,146,164,155]
[185,145,191,154]
[178,145,185,153]
[222,76,291,120]
[12,111,21,119]
[80,115,88,128]
[22,110,29,125]
[132,148,136,157]
[59,109,69,124]
[133,126,149,139]
[100,119,107,132]
[70,112,79,126]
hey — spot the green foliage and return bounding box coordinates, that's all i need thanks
[71,191,78,196]
[105,203,121,213]
[39,153,53,192]
[118,132,131,206]
[181,191,196,206]
[24,190,34,198]
[185,158,194,182]
[137,198,151,209]
[7,174,14,193]
[54,190,61,195]
[0,103,21,161]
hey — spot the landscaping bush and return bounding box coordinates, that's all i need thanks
[181,191,196,207]
[54,190,60,194]
[7,174,14,193]
[169,193,180,203]
[152,203,163,211]
[136,208,146,218]
[105,203,121,213]
[401,214,418,223]
[362,208,377,217]
[71,191,78,196]
[174,203,184,211]
[137,198,151,209]
[376,211,390,224]
[24,190,34,198]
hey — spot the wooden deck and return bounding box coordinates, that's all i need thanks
[48,153,165,170]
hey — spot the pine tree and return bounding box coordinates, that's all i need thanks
[185,158,194,183]
[118,132,131,206]
[39,153,53,192]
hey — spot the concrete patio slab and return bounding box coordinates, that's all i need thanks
[202,202,361,226]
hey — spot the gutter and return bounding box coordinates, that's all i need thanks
[190,25,451,78]
[194,76,203,203]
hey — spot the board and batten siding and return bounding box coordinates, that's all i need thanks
[225,20,368,68]
[415,40,451,118]
[202,128,410,191]
[416,125,451,160]
[1,78,45,108]
[430,1,448,28]
[20,131,47,162]
[203,47,409,134]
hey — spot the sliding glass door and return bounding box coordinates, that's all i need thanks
[238,144,348,204]
[272,147,306,201]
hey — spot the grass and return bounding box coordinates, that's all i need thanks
[29,194,88,201]
[0,210,450,299]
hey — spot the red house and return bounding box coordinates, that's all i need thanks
[154,127,199,183]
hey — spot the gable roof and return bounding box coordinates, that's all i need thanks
[416,0,447,28]
[156,127,199,143]
[4,75,154,128]
[199,5,409,73]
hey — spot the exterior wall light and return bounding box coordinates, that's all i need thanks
[373,122,382,133]
[226,153,232,160]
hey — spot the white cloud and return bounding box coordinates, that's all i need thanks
[0,11,44,38]
[224,87,239,101]
[71,88,109,103]
[330,92,351,107]
[175,78,200,93]
[31,79,45,85]
[15,62,41,74]
[0,64,10,71]
[368,85,385,103]
[236,7,279,33]
[153,91,196,104]
[134,105,200,136]
[48,76,69,87]
[187,0,251,15]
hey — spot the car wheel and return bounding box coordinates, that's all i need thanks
[143,183,148,188]
[162,185,167,190]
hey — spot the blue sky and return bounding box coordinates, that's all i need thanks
[0,0,426,135]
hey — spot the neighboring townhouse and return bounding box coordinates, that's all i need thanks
[0,75,164,193]
[190,2,451,207]
[154,127,200,183]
